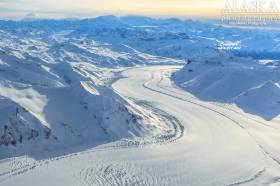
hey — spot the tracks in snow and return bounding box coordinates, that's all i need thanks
[80,163,151,186]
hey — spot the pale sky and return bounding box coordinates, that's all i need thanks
[0,0,224,19]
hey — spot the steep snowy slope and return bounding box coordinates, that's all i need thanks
[0,16,280,186]
[0,15,279,158]
[173,58,280,120]
[3,66,280,186]
[0,97,53,155]
[235,81,280,120]
[0,16,195,159]
[0,54,167,159]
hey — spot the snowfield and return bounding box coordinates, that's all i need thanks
[0,16,279,186]
[1,66,280,186]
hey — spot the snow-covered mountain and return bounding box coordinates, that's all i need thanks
[1,16,280,186]
[0,15,279,158]
[1,16,279,65]
[173,57,280,120]
[0,57,170,159]
[1,16,189,158]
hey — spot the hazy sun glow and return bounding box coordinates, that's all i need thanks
[0,0,224,19]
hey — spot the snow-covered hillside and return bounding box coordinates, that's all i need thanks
[0,57,172,159]
[0,16,280,186]
[0,27,176,159]
[1,16,279,65]
[173,57,280,120]
[0,16,195,158]
[0,15,279,158]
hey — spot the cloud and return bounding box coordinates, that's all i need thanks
[0,0,224,19]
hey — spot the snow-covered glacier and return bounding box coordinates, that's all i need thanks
[0,16,280,186]
[0,16,188,159]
